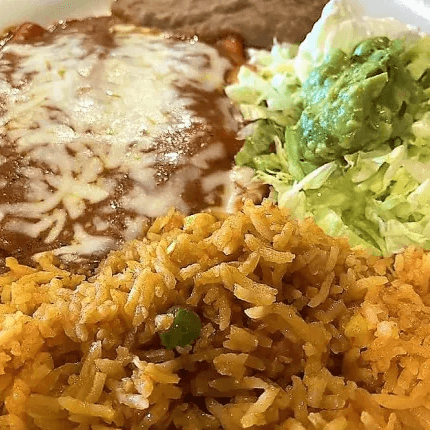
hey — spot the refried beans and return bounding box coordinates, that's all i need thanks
[111,0,330,48]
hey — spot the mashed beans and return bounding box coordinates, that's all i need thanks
[112,0,329,48]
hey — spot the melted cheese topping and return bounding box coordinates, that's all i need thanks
[0,24,238,261]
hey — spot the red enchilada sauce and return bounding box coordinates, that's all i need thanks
[0,18,250,270]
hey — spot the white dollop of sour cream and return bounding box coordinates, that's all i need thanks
[294,0,425,83]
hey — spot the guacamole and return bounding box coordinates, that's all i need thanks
[297,37,422,170]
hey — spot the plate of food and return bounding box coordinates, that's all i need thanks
[2,0,430,429]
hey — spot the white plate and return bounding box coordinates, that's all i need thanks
[357,0,430,33]
[0,0,111,30]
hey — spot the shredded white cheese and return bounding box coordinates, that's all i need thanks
[0,25,235,258]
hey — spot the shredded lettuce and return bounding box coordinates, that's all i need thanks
[225,1,430,256]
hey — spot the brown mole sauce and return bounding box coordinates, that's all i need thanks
[0,18,245,272]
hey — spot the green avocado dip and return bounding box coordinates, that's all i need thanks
[297,37,421,173]
[226,34,430,255]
